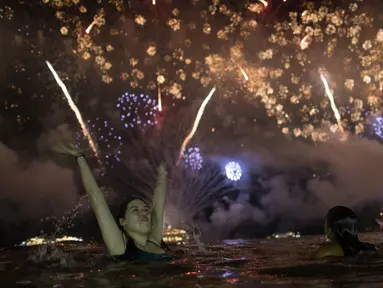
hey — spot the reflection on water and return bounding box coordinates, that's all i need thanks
[1,233,382,287]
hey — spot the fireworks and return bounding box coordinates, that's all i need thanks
[117,92,159,129]
[373,117,383,139]
[76,118,123,167]
[225,161,242,182]
[182,147,203,170]
[11,0,383,144]
[5,0,383,243]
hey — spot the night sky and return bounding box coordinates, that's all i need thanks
[0,0,382,247]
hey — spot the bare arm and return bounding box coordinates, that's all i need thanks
[148,165,167,246]
[77,156,125,255]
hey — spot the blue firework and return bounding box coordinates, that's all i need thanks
[182,147,203,170]
[117,92,159,129]
[76,118,123,167]
[373,116,383,139]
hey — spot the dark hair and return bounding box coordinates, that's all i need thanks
[117,197,171,252]
[326,206,357,226]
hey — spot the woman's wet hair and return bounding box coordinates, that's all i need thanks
[326,206,357,227]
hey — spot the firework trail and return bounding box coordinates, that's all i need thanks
[157,87,162,112]
[319,71,344,134]
[177,87,216,165]
[231,58,249,81]
[258,0,268,7]
[300,34,311,50]
[85,21,96,34]
[46,61,99,157]
[239,66,249,82]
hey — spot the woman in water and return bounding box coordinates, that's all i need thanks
[314,206,377,258]
[54,142,171,261]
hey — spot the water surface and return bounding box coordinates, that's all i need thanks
[1,232,382,288]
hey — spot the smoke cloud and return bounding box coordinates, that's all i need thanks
[273,136,383,209]
[205,133,383,238]
[0,123,80,247]
[0,142,78,220]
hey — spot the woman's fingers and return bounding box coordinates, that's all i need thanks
[52,141,79,156]
[69,142,78,151]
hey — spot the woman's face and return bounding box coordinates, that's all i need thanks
[120,199,151,235]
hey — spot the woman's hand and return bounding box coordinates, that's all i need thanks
[156,163,168,176]
[52,142,82,157]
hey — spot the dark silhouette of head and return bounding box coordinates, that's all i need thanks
[325,206,361,255]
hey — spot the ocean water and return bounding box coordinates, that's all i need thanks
[1,232,382,288]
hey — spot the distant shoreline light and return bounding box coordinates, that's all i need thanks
[19,236,83,247]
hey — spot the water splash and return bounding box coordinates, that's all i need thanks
[28,244,76,267]
[191,224,207,253]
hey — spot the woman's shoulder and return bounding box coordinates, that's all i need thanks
[146,240,167,254]
[111,237,138,261]
[313,242,344,259]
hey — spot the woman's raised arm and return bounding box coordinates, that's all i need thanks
[147,164,167,246]
[76,155,125,255]
[54,143,125,256]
